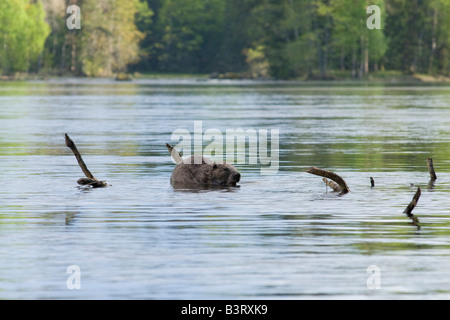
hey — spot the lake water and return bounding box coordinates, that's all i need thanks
[1,78,450,299]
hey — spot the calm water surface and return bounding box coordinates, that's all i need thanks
[1,78,450,299]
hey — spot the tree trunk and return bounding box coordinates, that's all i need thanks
[411,29,423,73]
[359,32,366,78]
[428,7,438,73]
[351,46,357,78]
[364,39,369,74]
[71,33,77,74]
[61,38,67,73]
[322,24,330,77]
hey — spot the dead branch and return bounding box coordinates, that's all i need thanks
[306,167,350,195]
[427,158,437,181]
[65,133,108,188]
[403,186,421,217]
[166,143,183,164]
[403,186,421,229]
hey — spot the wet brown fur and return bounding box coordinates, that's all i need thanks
[170,155,241,188]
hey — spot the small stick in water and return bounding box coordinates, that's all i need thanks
[323,178,342,193]
[403,186,421,229]
[370,177,375,188]
[306,167,350,195]
[427,158,437,181]
[166,143,183,164]
[65,133,108,188]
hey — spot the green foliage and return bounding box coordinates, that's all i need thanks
[244,0,317,79]
[152,0,225,72]
[1,0,450,78]
[385,0,450,75]
[0,0,50,75]
[79,0,148,76]
[330,0,387,77]
[243,46,270,78]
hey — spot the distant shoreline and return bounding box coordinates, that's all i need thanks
[1,71,450,85]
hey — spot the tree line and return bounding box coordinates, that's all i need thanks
[0,0,449,79]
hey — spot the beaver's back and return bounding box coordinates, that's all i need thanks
[170,156,213,186]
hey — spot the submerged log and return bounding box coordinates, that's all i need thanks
[403,186,421,229]
[427,158,437,181]
[306,167,350,195]
[65,133,108,188]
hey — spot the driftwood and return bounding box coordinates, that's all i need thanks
[306,167,350,195]
[166,143,183,164]
[403,186,421,229]
[65,133,108,188]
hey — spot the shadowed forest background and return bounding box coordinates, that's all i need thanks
[1,0,449,80]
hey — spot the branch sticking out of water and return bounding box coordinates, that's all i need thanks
[306,167,350,195]
[403,186,421,229]
[65,133,108,188]
[166,143,183,164]
[427,158,437,181]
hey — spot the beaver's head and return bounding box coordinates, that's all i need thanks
[211,163,241,187]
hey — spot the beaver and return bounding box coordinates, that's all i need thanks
[166,143,241,188]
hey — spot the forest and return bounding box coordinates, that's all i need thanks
[0,0,449,80]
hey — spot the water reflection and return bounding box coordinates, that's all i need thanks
[0,79,450,299]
